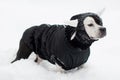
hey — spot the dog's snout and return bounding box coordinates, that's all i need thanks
[99,27,106,32]
[99,27,106,38]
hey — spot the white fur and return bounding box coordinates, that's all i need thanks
[83,17,104,40]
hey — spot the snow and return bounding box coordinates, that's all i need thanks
[0,0,120,80]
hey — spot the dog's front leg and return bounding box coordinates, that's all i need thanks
[34,55,43,64]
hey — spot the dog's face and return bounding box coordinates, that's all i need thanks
[83,16,106,40]
[70,13,106,40]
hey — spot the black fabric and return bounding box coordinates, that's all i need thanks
[70,12,103,26]
[65,26,95,50]
[18,24,91,70]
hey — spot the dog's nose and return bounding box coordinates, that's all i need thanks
[99,27,106,32]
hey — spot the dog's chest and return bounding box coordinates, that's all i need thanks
[50,29,90,70]
[55,42,90,69]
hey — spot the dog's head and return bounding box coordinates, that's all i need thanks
[70,13,106,40]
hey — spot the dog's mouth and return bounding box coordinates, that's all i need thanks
[90,37,99,41]
[90,32,106,41]
[90,27,107,41]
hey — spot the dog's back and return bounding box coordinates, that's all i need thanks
[12,24,90,70]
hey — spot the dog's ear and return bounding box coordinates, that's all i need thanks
[70,14,80,20]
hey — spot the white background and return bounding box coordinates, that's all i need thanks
[0,0,120,80]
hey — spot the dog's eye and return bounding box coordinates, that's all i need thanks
[88,23,94,27]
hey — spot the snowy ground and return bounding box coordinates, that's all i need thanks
[0,0,120,80]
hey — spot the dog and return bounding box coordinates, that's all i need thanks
[11,12,106,70]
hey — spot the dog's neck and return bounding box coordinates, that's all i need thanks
[65,25,95,50]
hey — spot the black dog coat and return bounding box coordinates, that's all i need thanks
[12,24,90,70]
[12,13,104,70]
